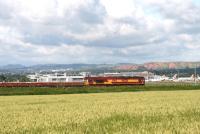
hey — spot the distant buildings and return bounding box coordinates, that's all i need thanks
[101,71,154,80]
[27,73,84,82]
[27,71,199,83]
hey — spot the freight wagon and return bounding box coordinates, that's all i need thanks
[0,76,145,87]
[0,82,84,87]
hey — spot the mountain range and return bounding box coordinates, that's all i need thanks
[0,62,200,73]
[114,62,200,70]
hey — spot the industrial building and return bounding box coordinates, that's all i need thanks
[27,73,84,82]
[101,71,154,80]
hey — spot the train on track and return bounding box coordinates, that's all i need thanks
[0,76,145,87]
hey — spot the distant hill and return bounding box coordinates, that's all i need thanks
[1,62,200,74]
[0,64,26,69]
[113,62,200,70]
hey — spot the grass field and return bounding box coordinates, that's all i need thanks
[1,90,200,133]
[0,82,200,96]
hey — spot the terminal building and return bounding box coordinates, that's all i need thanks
[101,71,154,80]
[27,73,84,82]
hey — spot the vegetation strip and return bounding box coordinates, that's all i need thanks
[0,83,200,96]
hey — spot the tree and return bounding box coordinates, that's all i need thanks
[0,75,6,82]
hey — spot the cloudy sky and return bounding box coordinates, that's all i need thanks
[0,0,200,65]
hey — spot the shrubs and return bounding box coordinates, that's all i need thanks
[0,83,200,96]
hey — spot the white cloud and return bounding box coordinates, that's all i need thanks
[100,0,136,18]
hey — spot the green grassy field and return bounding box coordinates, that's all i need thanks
[1,90,200,133]
[0,82,200,96]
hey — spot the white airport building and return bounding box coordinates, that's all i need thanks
[27,73,85,82]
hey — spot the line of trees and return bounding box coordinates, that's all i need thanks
[0,74,30,82]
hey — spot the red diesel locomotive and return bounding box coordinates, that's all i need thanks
[84,76,145,86]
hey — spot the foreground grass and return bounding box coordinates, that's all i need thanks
[0,82,200,96]
[1,90,200,133]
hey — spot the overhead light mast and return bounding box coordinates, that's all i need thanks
[195,63,197,86]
